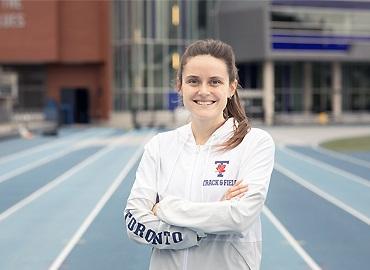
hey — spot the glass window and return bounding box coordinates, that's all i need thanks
[169,1,179,39]
[197,0,207,38]
[312,63,332,113]
[342,63,370,111]
[271,7,370,35]
[112,0,217,111]
[169,45,179,87]
[238,62,262,89]
[4,65,46,111]
[153,45,164,87]
[274,62,303,112]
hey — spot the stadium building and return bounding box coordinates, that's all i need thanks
[217,0,370,124]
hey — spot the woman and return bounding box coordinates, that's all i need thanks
[124,39,275,270]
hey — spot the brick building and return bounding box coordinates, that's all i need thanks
[0,0,111,123]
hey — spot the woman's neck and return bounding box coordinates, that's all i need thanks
[191,117,226,145]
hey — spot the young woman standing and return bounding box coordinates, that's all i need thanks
[124,39,275,270]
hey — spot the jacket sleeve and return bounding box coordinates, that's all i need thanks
[124,135,200,249]
[156,132,275,235]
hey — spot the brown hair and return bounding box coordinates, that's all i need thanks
[177,39,251,150]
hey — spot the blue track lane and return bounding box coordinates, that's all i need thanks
[276,148,370,219]
[0,127,87,158]
[348,152,370,162]
[261,212,310,270]
[0,128,114,176]
[0,141,149,269]
[0,136,53,158]
[1,127,368,270]
[0,146,102,213]
[60,160,151,270]
[266,170,370,270]
[287,146,370,180]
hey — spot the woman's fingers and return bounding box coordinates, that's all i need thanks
[228,181,245,193]
[234,180,242,186]
[222,180,248,200]
[227,187,248,199]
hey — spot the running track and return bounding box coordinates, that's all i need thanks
[0,127,369,269]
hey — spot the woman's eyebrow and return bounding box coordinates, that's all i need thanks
[209,76,224,80]
[184,75,226,81]
[185,75,200,79]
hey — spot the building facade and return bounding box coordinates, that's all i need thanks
[111,0,218,126]
[0,0,111,124]
[113,0,370,126]
[217,0,370,124]
[1,0,369,126]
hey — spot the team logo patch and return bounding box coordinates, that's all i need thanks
[215,160,229,177]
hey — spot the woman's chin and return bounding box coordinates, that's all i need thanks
[191,112,224,123]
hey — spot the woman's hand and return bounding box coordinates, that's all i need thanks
[152,203,159,216]
[221,180,248,201]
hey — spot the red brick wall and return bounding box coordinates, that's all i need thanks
[59,0,103,62]
[0,0,111,120]
[0,0,58,62]
[47,64,106,120]
[97,1,112,119]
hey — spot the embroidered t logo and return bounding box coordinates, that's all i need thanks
[215,161,229,177]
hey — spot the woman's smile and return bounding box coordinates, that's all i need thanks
[193,100,217,106]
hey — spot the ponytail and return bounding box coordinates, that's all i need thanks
[220,89,251,151]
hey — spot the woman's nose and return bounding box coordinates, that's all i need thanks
[197,83,210,95]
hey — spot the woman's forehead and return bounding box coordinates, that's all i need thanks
[183,55,228,77]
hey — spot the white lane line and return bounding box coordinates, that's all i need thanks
[48,132,154,270]
[313,145,370,169]
[0,129,92,164]
[262,206,322,270]
[0,128,101,165]
[280,146,370,188]
[0,147,79,184]
[0,130,115,184]
[0,145,115,222]
[275,163,370,226]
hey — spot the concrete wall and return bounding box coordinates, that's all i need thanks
[217,1,268,62]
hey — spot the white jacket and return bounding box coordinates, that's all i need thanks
[124,118,275,270]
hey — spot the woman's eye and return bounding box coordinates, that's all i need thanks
[187,79,198,85]
[210,80,222,86]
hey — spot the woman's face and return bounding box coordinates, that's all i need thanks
[179,55,236,124]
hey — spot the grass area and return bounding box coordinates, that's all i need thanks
[320,135,370,152]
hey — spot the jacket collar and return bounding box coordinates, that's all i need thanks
[177,117,236,147]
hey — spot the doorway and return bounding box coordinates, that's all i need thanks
[60,88,90,124]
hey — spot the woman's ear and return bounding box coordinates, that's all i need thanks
[229,80,237,97]
[176,79,182,95]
